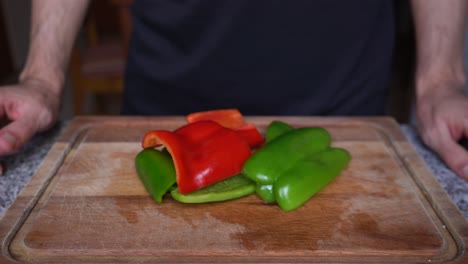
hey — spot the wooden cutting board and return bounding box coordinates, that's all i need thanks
[1,116,467,263]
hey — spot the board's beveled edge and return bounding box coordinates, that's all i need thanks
[362,117,466,263]
[0,118,94,263]
[401,153,468,263]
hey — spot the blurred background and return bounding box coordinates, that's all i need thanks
[0,0,131,118]
[0,0,466,123]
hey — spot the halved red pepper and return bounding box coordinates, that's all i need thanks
[142,120,252,194]
[235,123,265,148]
[186,108,245,129]
[186,109,264,148]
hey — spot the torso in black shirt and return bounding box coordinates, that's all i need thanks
[123,0,395,116]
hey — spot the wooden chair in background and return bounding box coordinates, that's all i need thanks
[69,0,132,115]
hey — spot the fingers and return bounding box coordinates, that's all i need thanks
[0,83,59,159]
[0,118,37,155]
[427,124,468,181]
[0,129,18,154]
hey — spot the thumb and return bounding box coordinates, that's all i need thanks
[0,118,37,155]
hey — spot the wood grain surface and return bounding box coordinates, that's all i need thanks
[0,116,467,263]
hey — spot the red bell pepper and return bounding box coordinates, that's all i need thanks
[235,123,265,148]
[186,108,245,129]
[142,120,252,194]
[186,109,264,148]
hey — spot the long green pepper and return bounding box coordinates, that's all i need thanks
[265,120,295,143]
[243,121,350,211]
[274,148,351,211]
[243,127,331,185]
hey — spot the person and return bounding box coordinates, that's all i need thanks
[0,0,467,181]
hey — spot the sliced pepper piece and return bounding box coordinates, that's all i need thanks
[235,123,265,148]
[186,109,264,148]
[135,148,176,203]
[142,120,252,194]
[252,119,294,204]
[255,184,275,204]
[170,174,255,203]
[186,108,245,129]
[265,120,294,143]
[274,148,351,211]
[242,127,331,185]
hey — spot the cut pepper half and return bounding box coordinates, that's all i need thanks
[186,108,245,129]
[142,120,252,194]
[135,148,176,203]
[235,123,265,148]
[186,108,264,148]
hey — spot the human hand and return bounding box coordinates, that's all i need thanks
[0,78,61,161]
[416,84,468,181]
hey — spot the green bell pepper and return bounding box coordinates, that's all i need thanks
[135,148,176,203]
[170,174,255,203]
[274,147,351,211]
[254,121,294,204]
[243,122,351,211]
[243,127,331,185]
[255,184,275,204]
[265,120,294,143]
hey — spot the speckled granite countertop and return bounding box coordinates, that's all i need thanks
[0,122,467,219]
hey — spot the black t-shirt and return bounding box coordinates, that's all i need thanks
[122,0,395,116]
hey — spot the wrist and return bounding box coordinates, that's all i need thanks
[17,75,63,126]
[19,68,64,98]
[415,66,466,99]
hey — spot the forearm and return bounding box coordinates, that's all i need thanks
[411,0,468,97]
[20,0,90,96]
